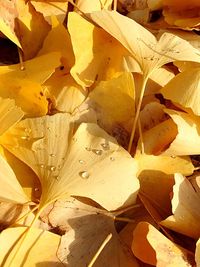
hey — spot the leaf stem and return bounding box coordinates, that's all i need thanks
[128,75,148,153]
[87,233,112,267]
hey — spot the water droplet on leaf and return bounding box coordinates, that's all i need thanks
[79,171,90,179]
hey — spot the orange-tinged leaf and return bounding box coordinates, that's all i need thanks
[161,173,200,239]
[0,226,62,267]
[0,0,51,59]
[132,222,193,266]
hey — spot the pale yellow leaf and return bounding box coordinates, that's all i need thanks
[164,109,200,156]
[161,173,200,239]
[89,10,200,76]
[161,68,200,115]
[1,114,139,211]
[75,0,113,12]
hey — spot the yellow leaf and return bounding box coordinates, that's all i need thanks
[44,72,86,113]
[68,12,131,86]
[45,197,139,267]
[0,154,29,204]
[0,0,51,59]
[137,118,178,155]
[0,52,61,84]
[38,16,75,72]
[89,10,200,76]
[31,0,69,24]
[1,114,139,211]
[132,222,193,266]
[161,68,200,116]
[75,0,113,12]
[164,109,200,156]
[88,72,135,134]
[161,173,200,239]
[0,227,62,267]
[0,97,24,136]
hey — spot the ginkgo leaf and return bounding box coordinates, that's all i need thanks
[132,222,193,266]
[44,71,86,113]
[0,97,24,136]
[43,197,139,267]
[31,0,69,24]
[137,118,178,155]
[0,226,62,267]
[75,0,113,12]
[196,239,200,267]
[38,16,75,72]
[163,109,200,156]
[160,68,200,115]
[0,154,29,204]
[0,52,61,84]
[89,10,200,76]
[0,0,51,59]
[68,12,132,87]
[161,173,200,239]
[0,78,48,117]
[88,72,135,134]
[1,114,139,211]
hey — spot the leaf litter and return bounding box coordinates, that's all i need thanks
[0,0,200,266]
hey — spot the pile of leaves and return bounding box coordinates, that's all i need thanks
[0,0,200,266]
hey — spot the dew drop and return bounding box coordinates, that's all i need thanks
[20,136,30,141]
[49,165,56,171]
[79,171,90,179]
[101,143,110,150]
[110,157,115,161]
[40,164,45,168]
[34,188,39,192]
[92,149,103,155]
[47,127,51,131]
[79,160,85,164]
[85,147,91,151]
[171,155,176,159]
[50,153,56,157]
[53,175,59,181]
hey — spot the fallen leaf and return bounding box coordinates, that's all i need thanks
[196,239,200,267]
[88,72,135,134]
[161,68,200,116]
[75,0,113,12]
[132,221,194,266]
[0,97,24,136]
[42,197,139,267]
[0,0,51,59]
[68,11,132,86]
[161,173,200,239]
[0,154,29,204]
[0,226,62,267]
[1,113,139,211]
